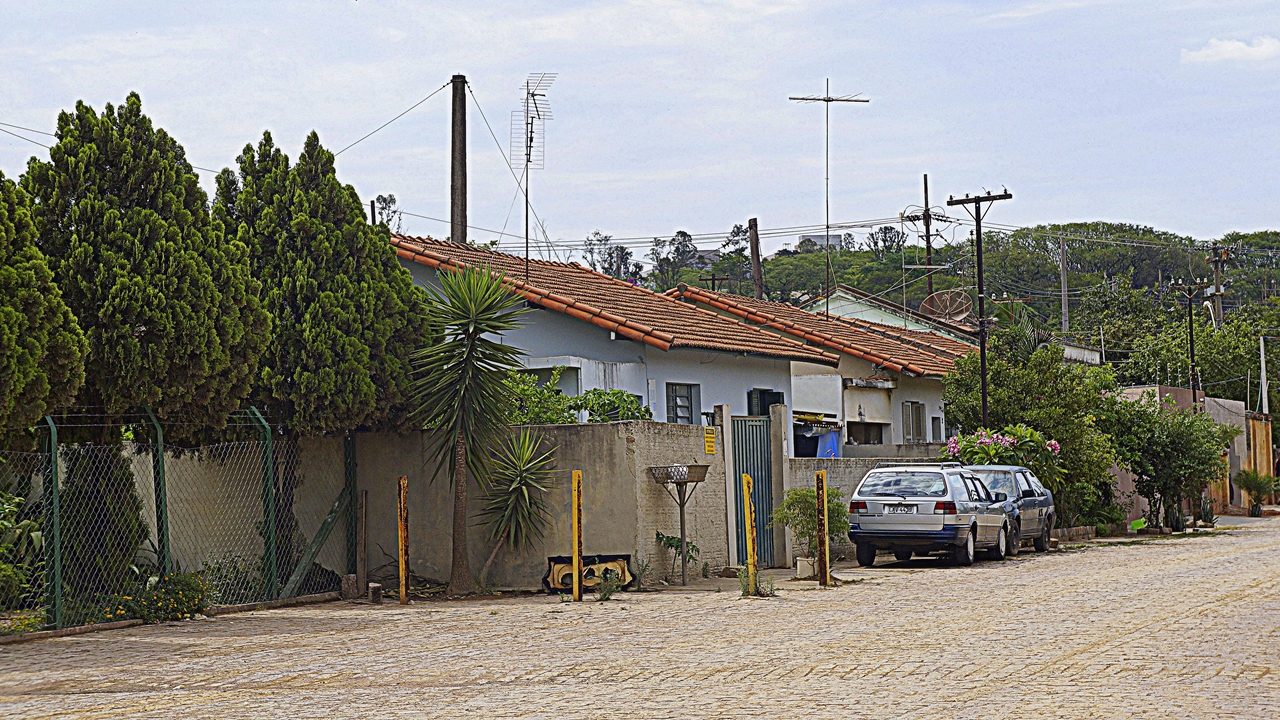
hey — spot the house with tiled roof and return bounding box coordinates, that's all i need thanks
[665,284,976,455]
[390,236,839,427]
[801,284,978,344]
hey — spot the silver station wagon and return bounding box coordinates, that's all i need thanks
[848,462,1013,566]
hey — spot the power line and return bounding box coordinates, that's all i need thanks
[1,126,50,149]
[334,81,451,157]
[0,121,55,137]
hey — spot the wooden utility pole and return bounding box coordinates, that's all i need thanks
[947,190,1013,429]
[815,471,831,587]
[749,218,765,299]
[397,475,409,605]
[571,470,583,602]
[451,74,467,246]
[1059,238,1069,333]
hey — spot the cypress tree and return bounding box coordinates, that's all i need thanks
[23,93,269,441]
[0,170,86,450]
[215,131,427,436]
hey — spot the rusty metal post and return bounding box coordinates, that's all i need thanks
[571,470,583,601]
[742,473,758,596]
[815,470,831,586]
[397,475,409,605]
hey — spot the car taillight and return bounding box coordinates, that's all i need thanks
[934,501,957,515]
[850,500,868,513]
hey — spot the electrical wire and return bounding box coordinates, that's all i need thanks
[334,81,451,157]
[0,121,54,137]
[1,126,50,149]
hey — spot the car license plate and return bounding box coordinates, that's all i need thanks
[885,505,916,514]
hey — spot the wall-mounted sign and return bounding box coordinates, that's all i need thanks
[704,427,717,454]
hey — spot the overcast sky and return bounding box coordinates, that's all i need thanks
[2,1,1278,258]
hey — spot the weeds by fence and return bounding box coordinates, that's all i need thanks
[1,413,353,635]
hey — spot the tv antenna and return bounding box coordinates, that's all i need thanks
[511,72,556,281]
[790,79,869,318]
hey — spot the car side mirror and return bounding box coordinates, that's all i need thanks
[992,492,1007,502]
[1022,489,1036,499]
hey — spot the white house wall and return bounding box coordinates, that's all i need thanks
[790,355,947,449]
[403,260,794,426]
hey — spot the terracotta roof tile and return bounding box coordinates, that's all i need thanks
[664,285,975,377]
[390,235,840,365]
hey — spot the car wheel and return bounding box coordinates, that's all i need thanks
[1007,522,1020,557]
[856,542,877,567]
[893,547,913,563]
[1033,524,1050,552]
[952,528,975,566]
[987,525,1008,561]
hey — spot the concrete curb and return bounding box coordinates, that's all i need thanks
[206,591,342,616]
[0,619,144,646]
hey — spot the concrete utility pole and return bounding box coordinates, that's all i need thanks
[923,175,934,295]
[1207,245,1230,328]
[1262,336,1270,415]
[948,189,1013,429]
[451,74,467,246]
[749,218,765,299]
[1060,237,1069,333]
[1170,278,1210,407]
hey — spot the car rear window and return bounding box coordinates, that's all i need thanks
[858,471,948,497]
[972,470,1014,496]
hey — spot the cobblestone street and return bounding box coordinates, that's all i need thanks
[3,520,1279,719]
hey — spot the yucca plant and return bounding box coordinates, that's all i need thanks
[1232,469,1276,518]
[408,266,529,595]
[476,428,557,587]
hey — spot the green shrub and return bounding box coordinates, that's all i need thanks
[768,487,849,559]
[596,569,622,601]
[95,571,210,624]
[1233,470,1275,517]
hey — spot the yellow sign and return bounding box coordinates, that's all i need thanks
[703,427,717,454]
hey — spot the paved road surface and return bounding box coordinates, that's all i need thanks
[3,520,1279,719]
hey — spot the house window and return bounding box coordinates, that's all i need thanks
[666,383,701,424]
[748,388,785,416]
[902,401,927,444]
[846,422,884,445]
[931,416,943,443]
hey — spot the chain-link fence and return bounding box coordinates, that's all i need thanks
[1,418,353,636]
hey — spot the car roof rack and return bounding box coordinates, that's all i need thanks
[872,461,961,469]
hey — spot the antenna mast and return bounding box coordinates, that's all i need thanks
[789,79,869,318]
[512,73,556,282]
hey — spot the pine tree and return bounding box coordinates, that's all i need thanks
[216,131,427,436]
[0,170,86,450]
[23,93,268,442]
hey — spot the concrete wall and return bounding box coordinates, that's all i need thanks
[351,421,727,590]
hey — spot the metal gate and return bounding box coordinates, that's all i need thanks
[732,416,774,567]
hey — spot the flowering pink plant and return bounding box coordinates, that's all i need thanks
[944,424,1062,486]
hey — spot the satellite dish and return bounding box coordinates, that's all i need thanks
[920,289,974,323]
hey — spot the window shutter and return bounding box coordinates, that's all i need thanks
[691,385,702,425]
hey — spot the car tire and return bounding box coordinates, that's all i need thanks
[1007,522,1020,557]
[856,542,877,567]
[1033,524,1050,552]
[952,528,975,566]
[893,547,913,563]
[987,525,1008,561]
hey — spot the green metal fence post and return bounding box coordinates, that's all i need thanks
[344,432,357,575]
[248,407,278,599]
[143,405,171,576]
[41,416,62,630]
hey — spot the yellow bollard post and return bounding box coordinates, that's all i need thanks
[742,473,758,596]
[572,470,583,602]
[815,470,831,586]
[397,475,409,605]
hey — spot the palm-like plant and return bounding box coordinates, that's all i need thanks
[408,266,528,595]
[476,428,557,586]
[1232,469,1276,518]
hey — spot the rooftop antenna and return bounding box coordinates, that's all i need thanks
[512,72,555,282]
[790,79,869,318]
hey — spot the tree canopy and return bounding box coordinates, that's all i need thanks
[0,170,85,449]
[215,131,427,436]
[23,93,267,441]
